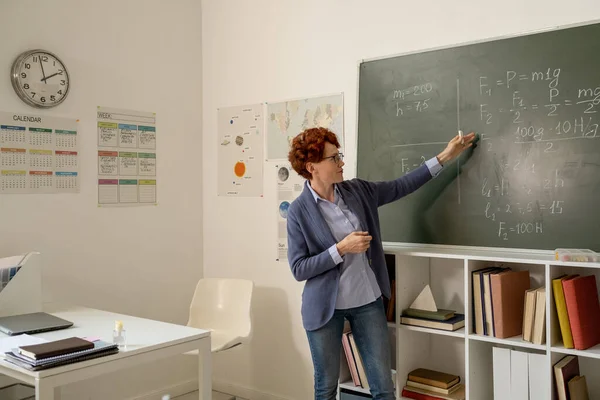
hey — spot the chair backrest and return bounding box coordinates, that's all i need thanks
[187,278,254,337]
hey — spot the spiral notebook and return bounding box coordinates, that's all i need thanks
[5,340,118,368]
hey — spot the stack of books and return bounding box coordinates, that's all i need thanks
[401,368,465,400]
[400,308,465,331]
[400,285,464,331]
[3,336,118,371]
[552,274,600,350]
[554,355,590,400]
[522,286,546,345]
[341,326,369,390]
[472,267,531,338]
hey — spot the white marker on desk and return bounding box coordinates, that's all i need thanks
[458,130,464,144]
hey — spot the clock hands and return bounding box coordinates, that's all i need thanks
[41,72,60,82]
[39,56,47,84]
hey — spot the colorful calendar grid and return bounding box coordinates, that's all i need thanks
[98,122,118,147]
[138,152,156,176]
[97,107,157,206]
[98,179,118,204]
[119,124,138,148]
[1,170,26,192]
[118,179,138,203]
[139,179,157,203]
[138,125,156,149]
[28,127,53,147]
[55,171,78,192]
[0,112,79,194]
[98,151,118,175]
[55,129,77,149]
[119,152,138,175]
[0,125,26,145]
[29,171,53,191]
[29,149,53,170]
[1,148,27,169]
[55,151,78,170]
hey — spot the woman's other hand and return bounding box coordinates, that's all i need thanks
[336,231,372,256]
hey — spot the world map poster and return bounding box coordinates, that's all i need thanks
[266,93,344,160]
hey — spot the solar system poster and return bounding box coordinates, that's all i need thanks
[217,104,264,197]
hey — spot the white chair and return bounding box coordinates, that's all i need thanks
[187,278,254,353]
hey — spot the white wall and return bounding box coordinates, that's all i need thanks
[0,0,203,398]
[201,1,600,399]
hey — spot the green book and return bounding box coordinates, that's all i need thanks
[401,308,455,321]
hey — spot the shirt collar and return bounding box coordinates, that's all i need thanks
[306,181,339,203]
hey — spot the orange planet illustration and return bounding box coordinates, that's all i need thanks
[234,161,246,177]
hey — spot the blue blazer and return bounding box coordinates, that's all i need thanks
[286,164,433,331]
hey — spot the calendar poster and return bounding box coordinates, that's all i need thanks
[97,107,157,206]
[0,111,79,194]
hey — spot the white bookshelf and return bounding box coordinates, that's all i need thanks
[337,243,600,399]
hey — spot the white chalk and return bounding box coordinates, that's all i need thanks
[458,130,464,144]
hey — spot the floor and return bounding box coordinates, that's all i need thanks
[174,391,240,400]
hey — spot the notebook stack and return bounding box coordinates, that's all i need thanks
[401,368,465,400]
[400,285,464,332]
[3,337,118,371]
[400,308,465,331]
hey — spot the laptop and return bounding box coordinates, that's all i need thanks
[0,312,73,336]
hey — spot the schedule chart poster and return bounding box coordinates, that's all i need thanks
[97,107,157,206]
[0,111,79,194]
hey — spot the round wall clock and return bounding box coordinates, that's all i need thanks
[11,49,70,108]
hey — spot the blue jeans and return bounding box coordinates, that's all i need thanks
[306,297,395,400]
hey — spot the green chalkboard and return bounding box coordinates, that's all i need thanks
[357,21,600,251]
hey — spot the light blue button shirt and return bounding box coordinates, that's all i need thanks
[306,157,443,309]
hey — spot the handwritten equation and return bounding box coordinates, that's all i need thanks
[477,66,597,241]
[392,82,434,117]
[384,64,599,243]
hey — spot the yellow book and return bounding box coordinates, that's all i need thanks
[553,275,574,349]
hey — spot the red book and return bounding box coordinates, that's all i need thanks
[402,388,444,400]
[562,275,600,350]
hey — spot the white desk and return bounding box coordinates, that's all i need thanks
[0,304,211,400]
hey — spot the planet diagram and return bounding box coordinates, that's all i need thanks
[234,161,246,178]
[279,201,290,219]
[278,167,289,182]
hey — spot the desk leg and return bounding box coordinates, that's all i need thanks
[198,338,212,400]
[35,379,60,400]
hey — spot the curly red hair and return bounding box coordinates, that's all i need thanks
[288,127,341,180]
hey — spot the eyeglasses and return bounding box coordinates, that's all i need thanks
[323,153,344,164]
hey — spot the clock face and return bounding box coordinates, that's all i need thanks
[11,50,70,108]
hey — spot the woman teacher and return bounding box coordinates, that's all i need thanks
[286,127,475,400]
